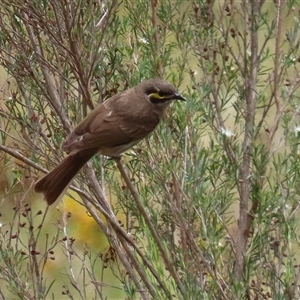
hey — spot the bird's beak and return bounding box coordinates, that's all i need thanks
[174,93,186,101]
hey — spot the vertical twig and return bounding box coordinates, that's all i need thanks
[235,1,261,279]
[151,0,163,78]
[267,0,284,147]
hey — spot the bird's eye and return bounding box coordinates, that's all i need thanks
[158,91,167,97]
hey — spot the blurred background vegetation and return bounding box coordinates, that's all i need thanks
[1,0,300,299]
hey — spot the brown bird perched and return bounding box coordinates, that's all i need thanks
[34,78,185,205]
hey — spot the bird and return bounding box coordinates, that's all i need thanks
[34,78,185,205]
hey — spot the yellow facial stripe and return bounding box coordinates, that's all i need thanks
[149,92,165,99]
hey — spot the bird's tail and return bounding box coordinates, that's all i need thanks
[34,148,98,205]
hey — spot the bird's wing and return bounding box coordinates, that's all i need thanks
[62,97,159,153]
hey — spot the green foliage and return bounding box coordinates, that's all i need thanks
[1,0,300,299]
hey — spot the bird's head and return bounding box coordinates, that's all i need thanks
[138,78,186,106]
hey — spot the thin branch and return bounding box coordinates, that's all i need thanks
[0,144,46,173]
[114,158,186,298]
[235,1,261,279]
[151,0,163,78]
[82,166,174,299]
